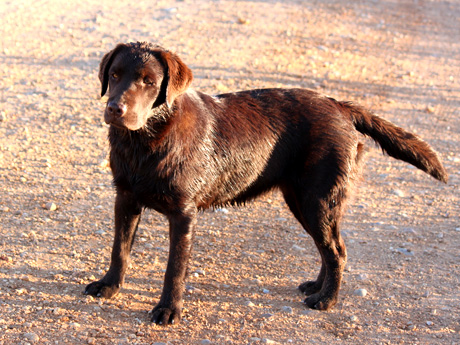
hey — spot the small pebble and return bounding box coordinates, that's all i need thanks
[354,288,368,297]
[396,247,414,256]
[407,324,416,331]
[261,313,274,319]
[16,288,27,295]
[357,273,368,281]
[0,255,12,262]
[262,289,270,294]
[99,159,109,168]
[350,315,358,322]
[281,306,293,313]
[164,7,177,13]
[69,322,80,329]
[291,244,306,251]
[426,105,435,113]
[52,307,63,315]
[244,301,255,307]
[201,340,211,345]
[426,321,434,326]
[393,189,404,197]
[195,269,205,276]
[23,333,40,343]
[401,228,417,235]
[45,202,57,211]
[237,17,250,25]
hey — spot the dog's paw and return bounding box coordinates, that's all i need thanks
[304,293,337,311]
[84,280,121,299]
[298,280,322,295]
[150,304,181,325]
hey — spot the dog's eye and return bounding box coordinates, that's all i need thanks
[143,77,155,86]
[110,73,118,80]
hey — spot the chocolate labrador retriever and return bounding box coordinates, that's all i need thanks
[84,42,448,325]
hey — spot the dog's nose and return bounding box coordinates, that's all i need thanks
[107,102,127,118]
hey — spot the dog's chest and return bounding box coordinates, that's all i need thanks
[110,142,180,209]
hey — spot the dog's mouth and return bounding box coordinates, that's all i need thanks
[104,111,124,128]
[107,121,127,130]
[104,103,169,132]
[104,112,146,132]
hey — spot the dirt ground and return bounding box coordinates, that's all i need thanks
[0,0,459,344]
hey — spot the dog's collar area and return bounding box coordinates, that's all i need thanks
[150,102,171,122]
[127,103,172,138]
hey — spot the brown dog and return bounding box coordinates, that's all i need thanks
[84,42,448,325]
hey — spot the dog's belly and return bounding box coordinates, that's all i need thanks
[195,141,294,208]
[198,165,274,208]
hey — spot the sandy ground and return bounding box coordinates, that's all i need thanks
[0,0,459,344]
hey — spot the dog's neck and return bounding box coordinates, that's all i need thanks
[133,103,173,140]
[149,102,172,123]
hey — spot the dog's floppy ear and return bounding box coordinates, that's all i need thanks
[99,44,126,97]
[159,50,193,108]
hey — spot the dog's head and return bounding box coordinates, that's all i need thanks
[99,42,193,130]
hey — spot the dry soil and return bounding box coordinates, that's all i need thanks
[0,0,459,344]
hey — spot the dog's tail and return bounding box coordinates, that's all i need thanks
[338,101,448,183]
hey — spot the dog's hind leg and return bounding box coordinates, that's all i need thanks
[303,215,347,311]
[282,187,327,296]
[282,155,353,310]
[298,256,326,296]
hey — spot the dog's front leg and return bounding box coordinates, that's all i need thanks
[151,209,197,325]
[85,191,142,298]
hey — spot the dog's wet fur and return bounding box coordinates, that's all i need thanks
[84,42,448,325]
